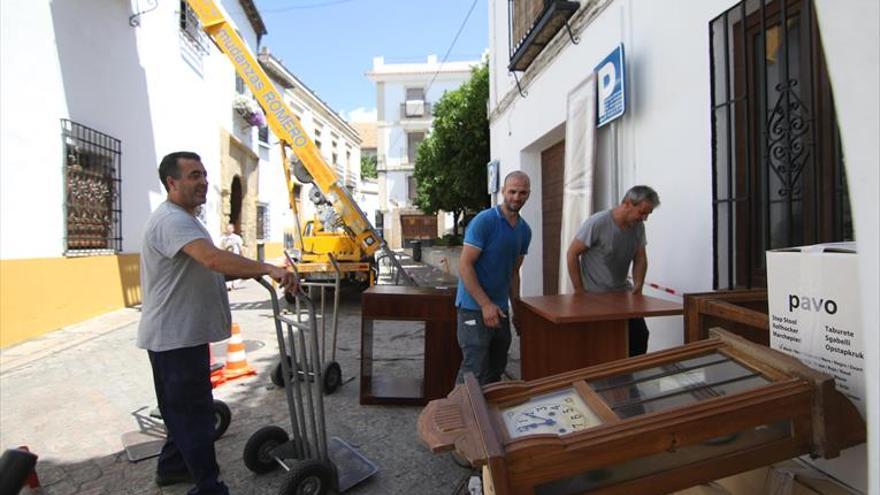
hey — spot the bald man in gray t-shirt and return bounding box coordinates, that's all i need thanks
[566,186,660,356]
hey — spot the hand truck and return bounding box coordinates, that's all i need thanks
[271,253,343,395]
[243,276,377,494]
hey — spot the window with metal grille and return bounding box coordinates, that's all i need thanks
[62,119,122,254]
[256,203,269,240]
[710,0,852,290]
[508,0,580,72]
[406,87,425,101]
[179,0,210,56]
[258,125,269,143]
[235,74,246,95]
[407,131,425,164]
[408,175,419,201]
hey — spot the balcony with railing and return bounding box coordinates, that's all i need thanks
[399,100,432,119]
[508,0,581,72]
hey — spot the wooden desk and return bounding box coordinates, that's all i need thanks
[360,285,461,405]
[518,292,682,380]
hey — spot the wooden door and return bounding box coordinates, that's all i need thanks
[541,140,565,295]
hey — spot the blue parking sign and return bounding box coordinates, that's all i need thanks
[595,44,625,127]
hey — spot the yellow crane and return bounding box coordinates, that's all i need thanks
[186,0,414,285]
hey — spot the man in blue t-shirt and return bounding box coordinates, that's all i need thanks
[455,171,532,385]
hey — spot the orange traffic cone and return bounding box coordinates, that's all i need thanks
[223,323,256,381]
[209,347,227,389]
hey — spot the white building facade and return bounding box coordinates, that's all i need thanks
[256,50,362,261]
[366,55,479,249]
[488,0,877,491]
[0,0,266,346]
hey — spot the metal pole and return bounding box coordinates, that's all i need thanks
[329,255,342,362]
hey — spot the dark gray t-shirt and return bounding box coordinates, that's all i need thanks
[574,209,646,292]
[137,201,231,352]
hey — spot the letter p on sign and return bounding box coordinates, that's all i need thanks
[594,44,625,127]
[598,62,616,117]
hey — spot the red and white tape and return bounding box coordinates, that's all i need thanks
[646,281,683,300]
[648,282,679,295]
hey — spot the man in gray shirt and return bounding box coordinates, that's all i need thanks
[138,151,296,493]
[565,185,660,356]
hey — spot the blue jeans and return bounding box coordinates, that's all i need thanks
[456,308,512,385]
[148,344,228,495]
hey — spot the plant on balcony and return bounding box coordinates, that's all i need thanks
[232,95,266,127]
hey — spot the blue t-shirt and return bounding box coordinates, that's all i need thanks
[455,206,531,311]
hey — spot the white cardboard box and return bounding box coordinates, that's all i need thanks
[766,241,867,493]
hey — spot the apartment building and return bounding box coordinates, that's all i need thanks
[365,55,479,248]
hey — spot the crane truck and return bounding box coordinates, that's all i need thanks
[185,0,414,286]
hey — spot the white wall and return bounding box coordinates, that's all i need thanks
[384,170,411,208]
[489,0,737,351]
[0,0,260,258]
[1,0,69,259]
[813,1,879,491]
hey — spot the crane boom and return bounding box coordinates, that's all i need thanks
[185,0,414,284]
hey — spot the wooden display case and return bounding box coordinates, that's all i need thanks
[518,292,682,380]
[683,290,768,345]
[418,328,864,495]
[360,285,461,405]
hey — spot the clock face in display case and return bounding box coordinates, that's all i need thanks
[501,388,603,439]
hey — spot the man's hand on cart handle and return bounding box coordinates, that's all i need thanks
[266,264,299,293]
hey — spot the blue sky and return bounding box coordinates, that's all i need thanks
[251,0,488,121]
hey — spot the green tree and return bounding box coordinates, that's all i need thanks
[361,154,378,179]
[413,63,490,237]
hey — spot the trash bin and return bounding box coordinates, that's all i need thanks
[411,240,422,262]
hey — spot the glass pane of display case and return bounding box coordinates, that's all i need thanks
[534,420,792,495]
[589,352,770,419]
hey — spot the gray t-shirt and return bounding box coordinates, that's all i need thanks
[137,201,231,352]
[575,209,646,292]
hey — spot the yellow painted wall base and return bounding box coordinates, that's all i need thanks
[0,254,141,348]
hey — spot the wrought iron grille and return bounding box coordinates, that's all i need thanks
[62,119,122,254]
[179,0,210,55]
[709,0,851,289]
[256,203,269,240]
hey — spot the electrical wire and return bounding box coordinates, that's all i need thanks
[384,0,481,160]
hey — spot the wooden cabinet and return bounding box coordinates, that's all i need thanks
[418,329,865,495]
[360,285,461,405]
[683,289,769,345]
[518,292,682,380]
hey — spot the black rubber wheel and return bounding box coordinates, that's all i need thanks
[322,361,342,395]
[278,459,335,495]
[0,448,37,495]
[212,399,231,440]
[243,426,289,474]
[271,357,300,387]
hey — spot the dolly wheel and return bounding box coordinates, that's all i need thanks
[279,459,335,495]
[243,426,289,474]
[322,361,342,394]
[213,400,231,440]
[271,357,297,387]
